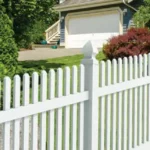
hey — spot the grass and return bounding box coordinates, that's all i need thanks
[18,51,106,73]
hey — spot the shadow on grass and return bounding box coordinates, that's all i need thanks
[19,60,65,71]
[18,52,106,74]
[19,55,84,72]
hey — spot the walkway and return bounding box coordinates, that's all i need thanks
[18,48,82,61]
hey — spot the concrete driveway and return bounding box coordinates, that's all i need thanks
[18,48,82,61]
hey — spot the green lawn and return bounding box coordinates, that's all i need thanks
[18,52,106,74]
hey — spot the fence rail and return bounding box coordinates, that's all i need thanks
[0,41,150,150]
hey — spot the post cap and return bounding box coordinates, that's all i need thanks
[82,41,98,59]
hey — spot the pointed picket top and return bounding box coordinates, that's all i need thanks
[82,41,98,59]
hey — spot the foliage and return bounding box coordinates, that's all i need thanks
[134,0,150,27]
[96,51,107,61]
[0,63,12,79]
[2,0,58,48]
[31,20,47,44]
[15,65,37,77]
[103,28,150,60]
[0,1,18,73]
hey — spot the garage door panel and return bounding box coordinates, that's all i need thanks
[68,13,120,35]
[67,33,119,48]
[66,11,121,48]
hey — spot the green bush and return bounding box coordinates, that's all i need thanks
[16,20,46,48]
[0,2,18,71]
[15,66,37,77]
[134,0,150,27]
[2,0,59,49]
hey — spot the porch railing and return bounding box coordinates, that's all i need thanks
[45,20,60,42]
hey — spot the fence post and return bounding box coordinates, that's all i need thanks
[81,41,99,150]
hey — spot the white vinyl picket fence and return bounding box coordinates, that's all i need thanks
[0,41,150,150]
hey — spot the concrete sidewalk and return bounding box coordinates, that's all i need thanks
[18,48,82,61]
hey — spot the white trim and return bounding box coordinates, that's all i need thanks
[55,0,122,12]
[65,7,123,48]
[60,42,65,46]
[122,0,137,11]
[45,20,60,32]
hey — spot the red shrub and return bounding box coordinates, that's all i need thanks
[103,28,150,60]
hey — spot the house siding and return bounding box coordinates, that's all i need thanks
[60,1,142,44]
[120,6,134,33]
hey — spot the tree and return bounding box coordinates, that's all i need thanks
[3,0,58,48]
[0,0,18,73]
[134,0,150,27]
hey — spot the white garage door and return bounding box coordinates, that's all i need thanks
[66,11,121,48]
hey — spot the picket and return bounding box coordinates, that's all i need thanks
[22,74,30,150]
[111,59,117,150]
[78,64,85,150]
[3,77,11,150]
[133,56,138,148]
[64,67,71,150]
[47,69,55,150]
[105,60,111,150]
[143,54,148,143]
[122,57,128,150]
[31,72,39,150]
[56,68,63,150]
[13,75,21,150]
[117,58,123,150]
[99,61,105,150]
[128,56,133,150]
[138,55,143,146]
[40,71,47,150]
[148,54,150,141]
[71,66,78,150]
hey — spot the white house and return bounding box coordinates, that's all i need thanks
[46,0,143,48]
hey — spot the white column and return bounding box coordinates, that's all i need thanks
[81,41,99,150]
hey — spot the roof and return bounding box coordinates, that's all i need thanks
[55,0,134,11]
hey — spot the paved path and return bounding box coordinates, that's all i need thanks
[18,48,82,61]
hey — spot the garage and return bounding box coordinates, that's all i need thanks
[65,10,123,48]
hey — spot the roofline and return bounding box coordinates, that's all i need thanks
[54,0,123,12]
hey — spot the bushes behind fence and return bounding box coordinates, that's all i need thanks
[103,28,150,60]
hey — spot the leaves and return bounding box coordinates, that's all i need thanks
[134,0,150,27]
[0,2,18,72]
[103,28,150,60]
[2,0,58,48]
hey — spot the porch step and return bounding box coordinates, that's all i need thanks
[47,34,60,45]
[50,39,59,42]
[47,41,58,45]
[53,37,60,40]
